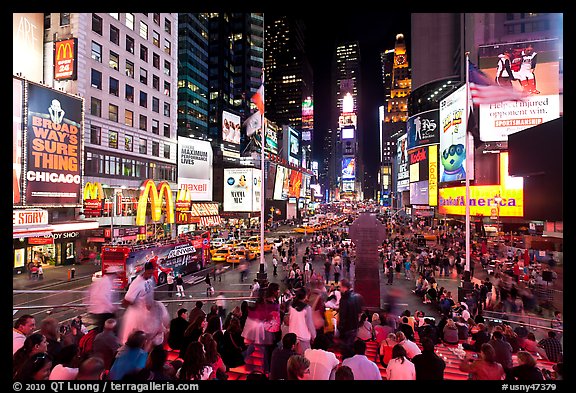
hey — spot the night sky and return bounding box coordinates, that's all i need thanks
[303,13,411,189]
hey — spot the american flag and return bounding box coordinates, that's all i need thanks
[469,62,527,105]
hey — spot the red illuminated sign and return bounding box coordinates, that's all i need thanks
[54,38,77,80]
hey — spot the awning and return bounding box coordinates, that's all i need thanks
[13,226,54,239]
[13,220,100,239]
[199,216,221,227]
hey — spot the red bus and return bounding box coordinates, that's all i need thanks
[101,230,210,289]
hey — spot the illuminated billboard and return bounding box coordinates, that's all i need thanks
[438,152,523,216]
[25,82,83,206]
[302,97,314,132]
[339,113,357,129]
[288,170,303,198]
[477,39,561,142]
[177,136,213,201]
[410,180,429,205]
[222,111,240,159]
[407,109,439,149]
[53,38,78,81]
[13,13,44,83]
[14,78,24,205]
[396,133,409,192]
[342,181,354,192]
[223,168,261,212]
[287,127,300,166]
[273,165,288,200]
[342,157,355,180]
[341,127,355,140]
[439,85,467,184]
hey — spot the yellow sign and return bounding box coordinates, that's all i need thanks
[428,145,438,206]
[83,182,103,200]
[136,179,175,226]
[175,188,192,211]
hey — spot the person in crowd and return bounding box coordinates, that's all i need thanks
[167,308,189,353]
[39,317,62,361]
[269,333,298,380]
[49,344,79,380]
[337,278,364,359]
[379,332,397,367]
[92,318,121,371]
[334,365,355,380]
[459,343,506,380]
[455,316,469,341]
[412,337,446,380]
[175,273,185,297]
[395,331,421,360]
[200,333,226,380]
[398,316,415,342]
[356,312,374,341]
[13,314,36,355]
[219,317,247,369]
[87,265,122,333]
[286,354,311,380]
[304,333,340,380]
[166,271,174,297]
[188,301,206,325]
[13,352,53,381]
[537,331,563,362]
[550,311,563,341]
[341,339,382,380]
[511,351,544,381]
[519,332,544,357]
[417,317,440,345]
[177,341,214,380]
[123,345,173,381]
[503,324,521,353]
[13,333,48,378]
[119,262,156,345]
[489,330,514,379]
[108,330,148,380]
[462,322,490,352]
[76,356,106,380]
[386,344,416,380]
[182,313,207,351]
[443,319,459,345]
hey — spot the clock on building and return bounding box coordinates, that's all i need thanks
[395,54,406,65]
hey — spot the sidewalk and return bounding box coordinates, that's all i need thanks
[13,262,101,291]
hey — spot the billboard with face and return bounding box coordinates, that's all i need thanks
[273,165,288,200]
[223,168,261,212]
[396,133,409,192]
[222,111,240,159]
[439,85,467,184]
[407,109,439,149]
[342,157,355,180]
[177,137,213,201]
[477,38,561,142]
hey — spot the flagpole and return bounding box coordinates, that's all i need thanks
[464,51,471,281]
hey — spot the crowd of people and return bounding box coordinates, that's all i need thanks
[13,216,563,382]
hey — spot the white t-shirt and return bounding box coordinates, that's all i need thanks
[49,365,79,380]
[88,275,118,314]
[304,348,340,380]
[386,357,416,380]
[342,354,382,380]
[124,275,155,308]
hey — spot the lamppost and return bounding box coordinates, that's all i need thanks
[494,194,502,239]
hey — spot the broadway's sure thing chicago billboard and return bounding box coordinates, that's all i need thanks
[177,136,213,201]
[25,82,83,206]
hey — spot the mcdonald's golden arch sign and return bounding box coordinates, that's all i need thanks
[54,38,77,81]
[83,182,104,200]
[176,188,192,211]
[83,182,104,217]
[136,179,175,226]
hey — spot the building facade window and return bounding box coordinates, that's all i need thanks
[163,143,170,159]
[90,125,101,144]
[139,21,148,39]
[152,31,160,47]
[139,91,148,108]
[126,35,134,54]
[139,138,147,154]
[152,141,160,157]
[92,14,103,35]
[164,18,171,34]
[110,25,120,45]
[125,60,134,78]
[91,69,102,89]
[90,97,102,117]
[109,130,118,148]
[125,135,133,151]
[152,75,160,91]
[124,109,133,126]
[163,38,171,55]
[152,119,159,134]
[60,13,70,26]
[125,13,134,30]
[109,51,119,70]
[109,77,119,96]
[108,104,118,122]
[125,84,134,102]
[152,97,160,113]
[91,41,102,62]
[153,53,160,69]
[163,123,170,138]
[163,102,170,117]
[153,13,160,25]
[163,60,171,76]
[109,13,119,20]
[140,68,148,85]
[139,114,147,131]
[140,44,148,62]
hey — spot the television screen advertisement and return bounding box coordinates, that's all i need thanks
[477,38,561,142]
[288,170,303,198]
[223,168,258,212]
[407,109,439,149]
[222,111,241,159]
[342,157,356,180]
[410,180,429,205]
[25,82,83,206]
[439,84,467,184]
[273,165,286,200]
[14,77,24,205]
[396,133,409,192]
[252,168,262,213]
[177,136,213,201]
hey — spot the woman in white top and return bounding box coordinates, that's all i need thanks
[288,289,316,354]
[356,312,374,341]
[386,344,416,380]
[49,344,79,380]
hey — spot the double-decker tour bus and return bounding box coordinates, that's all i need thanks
[101,230,210,289]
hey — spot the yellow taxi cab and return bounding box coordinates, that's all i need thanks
[247,241,272,256]
[211,247,230,263]
[234,247,256,261]
[294,225,316,234]
[226,251,246,264]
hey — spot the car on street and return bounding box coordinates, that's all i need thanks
[211,248,230,263]
[234,247,256,261]
[247,241,272,256]
[226,252,246,264]
[210,237,226,248]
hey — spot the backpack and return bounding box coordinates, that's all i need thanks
[78,328,98,357]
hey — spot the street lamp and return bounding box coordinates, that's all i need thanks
[494,194,502,242]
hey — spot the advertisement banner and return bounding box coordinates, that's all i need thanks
[408,146,429,183]
[13,13,44,84]
[273,165,287,200]
[439,85,467,184]
[428,145,438,206]
[222,111,240,159]
[135,179,174,226]
[409,180,429,205]
[223,168,261,212]
[342,181,354,192]
[342,157,356,180]
[396,133,409,191]
[53,38,78,81]
[177,136,213,201]
[14,78,24,205]
[25,83,83,206]
[407,109,439,149]
[288,170,302,198]
[477,39,561,142]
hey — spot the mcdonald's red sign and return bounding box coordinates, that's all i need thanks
[53,38,77,81]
